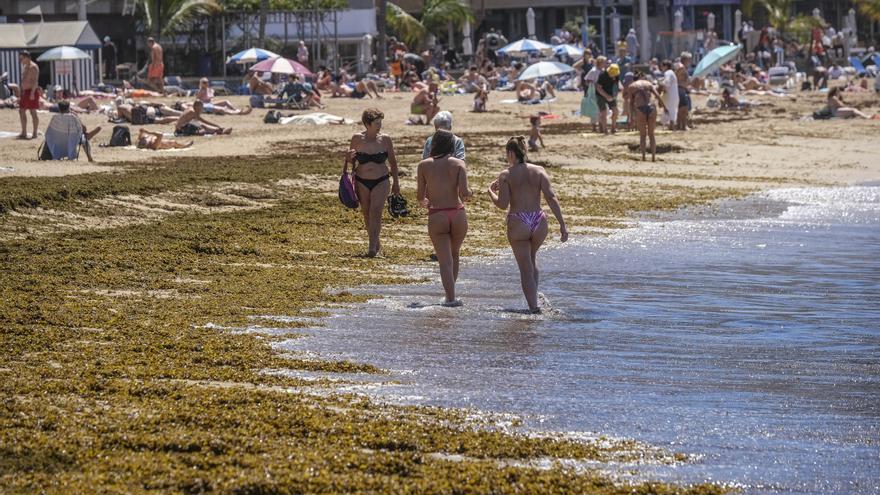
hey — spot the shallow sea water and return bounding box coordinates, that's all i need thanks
[277,186,880,494]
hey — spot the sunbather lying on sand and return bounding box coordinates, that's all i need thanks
[136,128,193,150]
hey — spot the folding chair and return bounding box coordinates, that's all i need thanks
[849,56,867,77]
[38,114,89,161]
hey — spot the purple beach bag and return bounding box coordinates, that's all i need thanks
[339,163,359,209]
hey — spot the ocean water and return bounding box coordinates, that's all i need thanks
[277,186,880,494]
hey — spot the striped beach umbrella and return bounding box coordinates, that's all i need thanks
[248,57,313,77]
[497,38,553,57]
[227,47,280,64]
[553,44,584,58]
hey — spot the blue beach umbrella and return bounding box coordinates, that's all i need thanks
[517,61,574,81]
[498,38,553,57]
[692,44,741,79]
[226,47,281,64]
[553,44,584,58]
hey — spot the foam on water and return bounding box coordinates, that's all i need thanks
[276,186,880,494]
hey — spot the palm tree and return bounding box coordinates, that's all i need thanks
[385,0,474,49]
[258,0,269,46]
[137,0,222,37]
[376,0,388,71]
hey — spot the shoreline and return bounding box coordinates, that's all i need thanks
[1,91,878,492]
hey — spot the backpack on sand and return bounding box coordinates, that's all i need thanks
[108,125,131,147]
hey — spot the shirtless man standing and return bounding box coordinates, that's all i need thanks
[18,51,40,139]
[146,37,164,93]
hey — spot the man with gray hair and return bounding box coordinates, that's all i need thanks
[422,111,466,160]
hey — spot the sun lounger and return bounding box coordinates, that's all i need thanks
[210,80,230,96]
[38,114,89,161]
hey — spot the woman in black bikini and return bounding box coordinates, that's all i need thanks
[623,72,666,162]
[416,130,472,306]
[347,108,401,257]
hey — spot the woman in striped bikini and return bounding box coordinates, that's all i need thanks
[488,137,568,314]
[416,130,472,306]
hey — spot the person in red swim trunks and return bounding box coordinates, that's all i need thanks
[18,51,40,139]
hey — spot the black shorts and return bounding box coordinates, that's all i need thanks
[597,96,616,111]
[175,123,202,136]
[678,86,691,110]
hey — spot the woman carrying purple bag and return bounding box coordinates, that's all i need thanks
[345,108,401,257]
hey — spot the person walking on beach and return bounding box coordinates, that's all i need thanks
[18,51,39,139]
[623,72,666,161]
[488,137,568,314]
[145,37,164,93]
[347,108,401,257]
[417,130,472,306]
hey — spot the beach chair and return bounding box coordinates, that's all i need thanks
[163,76,194,97]
[849,56,867,76]
[210,80,230,96]
[37,114,89,161]
[767,66,791,86]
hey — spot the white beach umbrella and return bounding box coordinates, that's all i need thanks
[37,46,90,61]
[227,47,280,64]
[462,19,473,56]
[517,60,574,81]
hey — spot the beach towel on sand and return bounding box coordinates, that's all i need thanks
[580,85,598,121]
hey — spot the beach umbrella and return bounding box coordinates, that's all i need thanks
[227,47,280,64]
[692,44,741,79]
[497,38,553,57]
[37,46,90,61]
[517,60,574,81]
[553,44,584,58]
[248,56,313,77]
[526,8,536,39]
[462,19,473,56]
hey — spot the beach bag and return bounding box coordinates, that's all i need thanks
[130,105,148,125]
[264,110,282,124]
[338,170,359,209]
[812,107,833,120]
[108,125,131,147]
[580,85,598,121]
[387,194,410,218]
[250,94,265,108]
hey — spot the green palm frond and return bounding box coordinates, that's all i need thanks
[137,0,221,36]
[386,2,426,47]
[164,0,221,34]
[421,0,474,34]
[856,0,880,21]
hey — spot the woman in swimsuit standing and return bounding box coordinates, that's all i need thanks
[488,137,568,314]
[347,108,401,257]
[623,72,665,162]
[416,130,472,306]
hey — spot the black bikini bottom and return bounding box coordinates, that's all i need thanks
[355,174,390,191]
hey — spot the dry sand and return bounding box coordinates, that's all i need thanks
[0,85,878,188]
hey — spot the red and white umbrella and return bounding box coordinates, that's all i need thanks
[248,56,313,76]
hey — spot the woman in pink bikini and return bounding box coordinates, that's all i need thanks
[488,136,568,313]
[416,130,472,306]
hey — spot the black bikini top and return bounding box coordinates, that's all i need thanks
[355,150,388,164]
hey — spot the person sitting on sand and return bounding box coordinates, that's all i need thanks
[518,80,556,103]
[458,66,488,93]
[827,87,872,119]
[174,100,231,136]
[347,108,401,257]
[416,129,473,307]
[315,66,334,91]
[473,86,489,112]
[56,100,100,162]
[527,115,544,152]
[736,72,770,92]
[487,136,568,314]
[720,88,752,111]
[246,71,274,96]
[195,78,252,115]
[411,81,440,124]
[623,72,666,162]
[136,128,193,150]
[335,77,382,99]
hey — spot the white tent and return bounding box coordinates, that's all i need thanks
[0,21,102,91]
